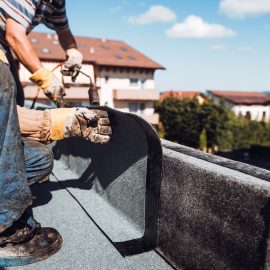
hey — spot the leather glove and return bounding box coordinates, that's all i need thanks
[63,48,83,82]
[50,108,112,144]
[30,67,66,107]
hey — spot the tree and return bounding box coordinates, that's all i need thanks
[155,95,270,152]
[155,97,203,148]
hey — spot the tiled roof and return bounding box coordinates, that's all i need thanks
[160,91,206,100]
[28,32,165,70]
[208,90,270,105]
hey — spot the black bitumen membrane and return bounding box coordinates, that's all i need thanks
[8,174,172,270]
[158,145,270,270]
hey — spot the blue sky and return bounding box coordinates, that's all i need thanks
[37,0,270,92]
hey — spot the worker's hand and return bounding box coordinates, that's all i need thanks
[30,68,66,107]
[50,108,112,144]
[63,48,83,82]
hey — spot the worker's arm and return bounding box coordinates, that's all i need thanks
[17,106,51,143]
[18,106,111,144]
[57,29,83,80]
[5,18,42,73]
[5,18,66,106]
[57,29,77,51]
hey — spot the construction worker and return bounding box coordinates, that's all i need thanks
[0,0,111,267]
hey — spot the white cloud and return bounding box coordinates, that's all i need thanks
[237,46,253,52]
[211,44,228,51]
[128,5,176,25]
[166,15,237,39]
[220,0,270,19]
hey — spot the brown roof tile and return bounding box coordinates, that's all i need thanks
[208,90,270,105]
[160,91,206,100]
[28,32,165,70]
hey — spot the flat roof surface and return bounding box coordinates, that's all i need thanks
[7,174,171,270]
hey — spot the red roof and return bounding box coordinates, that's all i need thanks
[208,90,270,105]
[160,91,206,100]
[27,32,164,70]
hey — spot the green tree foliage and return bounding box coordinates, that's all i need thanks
[155,97,203,148]
[155,95,270,151]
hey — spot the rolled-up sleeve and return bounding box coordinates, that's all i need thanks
[0,0,37,29]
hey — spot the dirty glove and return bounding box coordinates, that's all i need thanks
[30,67,66,107]
[50,108,111,144]
[62,48,83,82]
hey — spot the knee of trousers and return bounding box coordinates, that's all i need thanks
[27,147,54,185]
[23,139,54,185]
[35,146,54,183]
[38,145,54,173]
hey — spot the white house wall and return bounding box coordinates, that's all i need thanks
[232,105,270,121]
[98,69,155,90]
[210,94,270,121]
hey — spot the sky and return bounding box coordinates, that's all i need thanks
[37,0,270,92]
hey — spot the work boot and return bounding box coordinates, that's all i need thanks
[0,212,62,267]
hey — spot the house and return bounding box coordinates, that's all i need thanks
[19,32,165,125]
[160,91,207,104]
[208,90,270,121]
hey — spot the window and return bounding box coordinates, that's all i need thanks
[115,54,123,59]
[129,103,145,114]
[31,38,38,43]
[262,111,266,121]
[127,55,136,61]
[101,45,110,50]
[141,79,145,89]
[90,47,95,54]
[245,111,251,120]
[42,48,50,54]
[130,79,139,87]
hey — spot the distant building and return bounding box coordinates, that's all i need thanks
[208,90,270,121]
[160,91,207,104]
[19,32,165,125]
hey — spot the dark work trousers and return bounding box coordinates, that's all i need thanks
[0,43,25,107]
[0,44,54,233]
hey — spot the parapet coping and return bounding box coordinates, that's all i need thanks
[162,139,270,182]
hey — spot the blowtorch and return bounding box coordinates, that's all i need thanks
[60,67,100,107]
[31,64,100,109]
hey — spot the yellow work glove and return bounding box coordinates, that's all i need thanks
[30,68,66,107]
[49,107,112,144]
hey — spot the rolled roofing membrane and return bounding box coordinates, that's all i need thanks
[52,107,162,256]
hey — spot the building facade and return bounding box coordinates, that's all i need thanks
[20,32,164,125]
[208,90,270,121]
